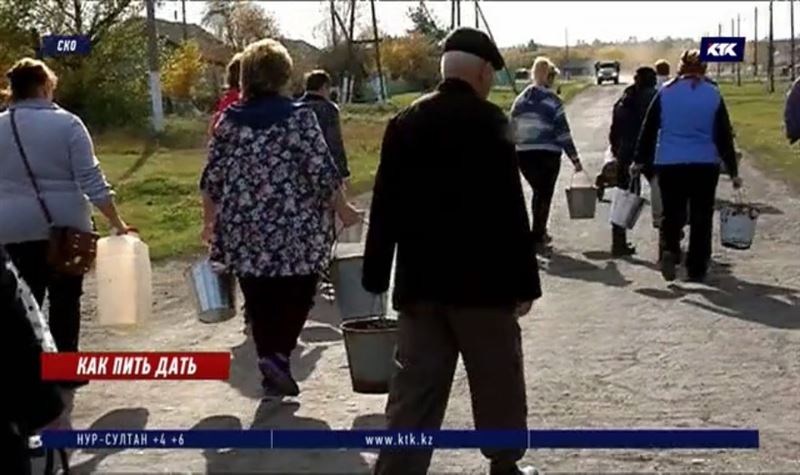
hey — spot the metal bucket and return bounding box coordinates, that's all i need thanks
[565,173,597,219]
[720,203,759,250]
[330,243,388,320]
[336,211,367,243]
[185,257,237,323]
[340,317,398,393]
[610,178,646,229]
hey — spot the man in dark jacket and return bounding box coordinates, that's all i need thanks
[363,27,542,475]
[297,70,351,179]
[1,246,64,474]
[608,66,658,255]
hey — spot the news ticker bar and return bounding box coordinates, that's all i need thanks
[41,352,231,380]
[41,429,759,450]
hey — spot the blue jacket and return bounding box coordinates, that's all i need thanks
[509,85,578,159]
[634,76,738,176]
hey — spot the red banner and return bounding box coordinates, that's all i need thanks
[41,352,231,381]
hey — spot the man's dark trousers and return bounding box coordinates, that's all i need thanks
[373,303,527,475]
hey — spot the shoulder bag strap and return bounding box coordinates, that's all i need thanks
[9,109,54,225]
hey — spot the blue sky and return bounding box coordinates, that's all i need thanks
[157,1,795,48]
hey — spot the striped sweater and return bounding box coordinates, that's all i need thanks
[509,84,578,159]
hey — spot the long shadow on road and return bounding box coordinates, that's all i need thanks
[196,402,372,474]
[634,264,800,329]
[69,408,150,474]
[546,251,633,288]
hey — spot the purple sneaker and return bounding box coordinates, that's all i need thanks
[258,354,299,396]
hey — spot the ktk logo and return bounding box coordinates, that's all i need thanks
[706,43,738,57]
[699,37,745,63]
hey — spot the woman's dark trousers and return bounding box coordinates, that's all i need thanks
[238,274,319,358]
[4,241,84,353]
[517,150,562,244]
[656,164,720,278]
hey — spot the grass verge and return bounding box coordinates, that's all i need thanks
[720,81,798,188]
[94,83,591,260]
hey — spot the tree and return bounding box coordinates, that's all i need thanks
[382,33,439,89]
[203,0,281,50]
[162,41,205,101]
[406,4,446,41]
[31,0,140,44]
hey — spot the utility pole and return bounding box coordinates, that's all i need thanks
[565,28,569,63]
[456,0,461,27]
[474,0,518,94]
[369,0,386,103]
[181,0,187,41]
[737,14,742,86]
[789,0,795,82]
[474,0,479,28]
[754,6,759,78]
[769,0,775,93]
[345,0,356,103]
[330,0,338,47]
[451,0,456,29]
[145,0,164,132]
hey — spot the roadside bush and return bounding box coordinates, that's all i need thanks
[53,22,152,130]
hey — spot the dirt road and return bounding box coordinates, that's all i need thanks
[60,84,799,474]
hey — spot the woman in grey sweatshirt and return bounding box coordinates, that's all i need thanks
[0,58,130,376]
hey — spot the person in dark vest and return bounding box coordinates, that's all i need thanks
[297,70,351,180]
[634,50,742,282]
[363,27,542,475]
[607,66,658,256]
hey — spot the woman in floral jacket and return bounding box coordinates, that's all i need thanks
[200,39,360,399]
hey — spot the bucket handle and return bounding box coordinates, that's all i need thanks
[569,170,594,188]
[733,188,748,205]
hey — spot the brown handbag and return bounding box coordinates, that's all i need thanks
[9,109,99,276]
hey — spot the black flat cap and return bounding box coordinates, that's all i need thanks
[442,27,505,71]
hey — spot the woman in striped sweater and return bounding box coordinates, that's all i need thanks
[510,57,583,256]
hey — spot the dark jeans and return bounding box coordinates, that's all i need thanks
[374,303,527,475]
[4,241,84,353]
[656,164,720,276]
[518,150,562,243]
[238,274,319,358]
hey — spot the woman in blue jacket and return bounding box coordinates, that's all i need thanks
[634,50,743,282]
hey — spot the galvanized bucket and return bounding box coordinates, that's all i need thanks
[565,172,597,219]
[330,243,388,320]
[610,177,646,229]
[720,193,759,250]
[185,257,237,324]
[340,317,398,394]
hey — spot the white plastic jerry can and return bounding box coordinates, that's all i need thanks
[95,233,153,326]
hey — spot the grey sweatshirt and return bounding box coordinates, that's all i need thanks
[0,99,113,244]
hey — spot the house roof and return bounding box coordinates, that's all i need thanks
[125,18,321,67]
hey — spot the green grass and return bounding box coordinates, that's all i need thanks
[93,83,592,260]
[719,81,798,188]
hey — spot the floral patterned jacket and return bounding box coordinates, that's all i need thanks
[200,95,343,277]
